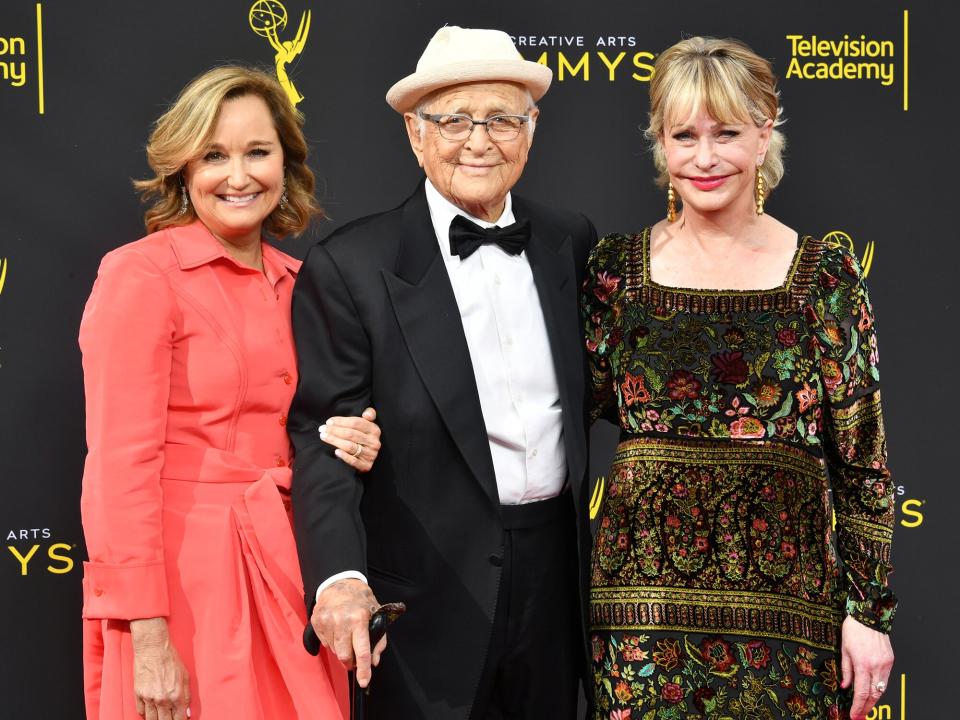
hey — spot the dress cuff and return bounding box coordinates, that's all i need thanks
[81,560,170,620]
[845,581,897,634]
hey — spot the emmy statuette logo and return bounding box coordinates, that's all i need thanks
[822,230,875,278]
[248,0,310,106]
[589,476,604,520]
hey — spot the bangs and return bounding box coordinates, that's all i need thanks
[661,57,756,131]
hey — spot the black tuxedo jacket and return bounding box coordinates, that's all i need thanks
[289,183,597,719]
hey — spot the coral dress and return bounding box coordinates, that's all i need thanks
[80,222,346,719]
[581,230,896,719]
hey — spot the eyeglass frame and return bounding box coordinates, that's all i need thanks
[417,111,532,142]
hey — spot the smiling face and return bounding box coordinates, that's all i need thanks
[404,81,536,222]
[183,93,284,250]
[662,109,772,219]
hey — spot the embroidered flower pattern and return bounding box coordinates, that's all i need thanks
[620,371,651,407]
[591,632,852,719]
[582,231,894,717]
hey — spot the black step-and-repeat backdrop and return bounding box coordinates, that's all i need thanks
[1,1,953,717]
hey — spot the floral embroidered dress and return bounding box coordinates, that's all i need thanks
[582,229,896,720]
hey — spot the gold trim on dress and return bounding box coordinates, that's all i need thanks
[836,512,894,544]
[830,391,884,430]
[617,228,827,314]
[591,585,842,650]
[612,436,826,476]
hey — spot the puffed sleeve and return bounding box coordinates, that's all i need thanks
[79,246,175,620]
[811,244,897,632]
[580,234,624,426]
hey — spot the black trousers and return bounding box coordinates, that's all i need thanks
[470,494,582,720]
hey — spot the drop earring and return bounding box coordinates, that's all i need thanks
[178,183,189,216]
[279,171,288,210]
[667,182,677,223]
[755,167,766,216]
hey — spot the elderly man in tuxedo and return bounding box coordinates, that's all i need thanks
[289,26,597,719]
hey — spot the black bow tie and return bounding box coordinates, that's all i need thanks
[448,215,531,260]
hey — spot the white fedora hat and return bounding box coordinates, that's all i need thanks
[386,26,553,113]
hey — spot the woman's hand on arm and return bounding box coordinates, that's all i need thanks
[129,617,191,720]
[320,407,382,472]
[841,615,894,720]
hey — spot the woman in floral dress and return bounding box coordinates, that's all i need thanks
[582,38,896,720]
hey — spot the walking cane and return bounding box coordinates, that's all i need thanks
[304,602,407,720]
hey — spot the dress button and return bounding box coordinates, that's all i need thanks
[282,372,292,385]
[93,587,104,597]
[488,554,504,567]
[279,415,288,427]
[275,456,287,467]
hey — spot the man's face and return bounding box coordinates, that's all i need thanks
[404,82,537,222]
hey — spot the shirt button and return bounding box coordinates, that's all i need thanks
[275,456,287,467]
[493,274,501,286]
[93,587,104,597]
[504,337,512,346]
[282,372,292,385]
[488,554,504,567]
[279,415,288,427]
[531,448,538,457]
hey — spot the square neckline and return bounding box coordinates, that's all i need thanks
[641,227,809,297]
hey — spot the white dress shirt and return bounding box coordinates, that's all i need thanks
[317,180,566,599]
[424,179,566,504]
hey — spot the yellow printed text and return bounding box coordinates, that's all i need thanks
[533,51,655,82]
[0,35,27,87]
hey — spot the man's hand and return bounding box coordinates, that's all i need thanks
[312,578,387,687]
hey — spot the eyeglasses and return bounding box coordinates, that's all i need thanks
[418,112,530,142]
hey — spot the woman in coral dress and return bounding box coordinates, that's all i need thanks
[583,38,896,720]
[80,67,380,720]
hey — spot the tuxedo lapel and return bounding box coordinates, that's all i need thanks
[514,199,587,493]
[382,187,500,508]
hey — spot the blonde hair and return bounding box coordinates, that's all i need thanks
[134,65,322,236]
[646,37,786,191]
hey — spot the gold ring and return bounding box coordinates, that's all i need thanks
[351,442,364,458]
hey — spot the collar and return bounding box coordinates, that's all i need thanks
[167,221,301,280]
[424,179,516,259]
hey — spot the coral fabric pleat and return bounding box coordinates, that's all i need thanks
[83,445,347,719]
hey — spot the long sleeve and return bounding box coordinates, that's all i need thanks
[580,235,623,426]
[79,247,175,620]
[288,243,371,612]
[813,245,897,632]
